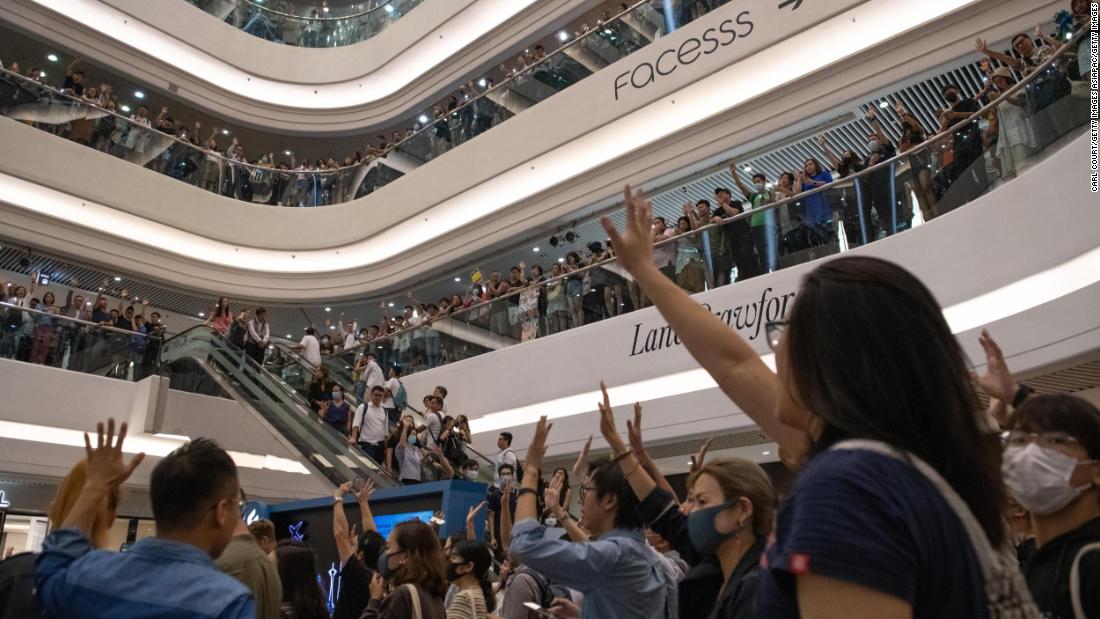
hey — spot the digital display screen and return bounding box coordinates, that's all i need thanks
[373,510,435,539]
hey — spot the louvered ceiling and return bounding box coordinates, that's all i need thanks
[0,30,1041,336]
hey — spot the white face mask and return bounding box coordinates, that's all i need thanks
[754,182,765,192]
[1002,443,1094,515]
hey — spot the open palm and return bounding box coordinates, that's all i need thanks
[601,185,654,276]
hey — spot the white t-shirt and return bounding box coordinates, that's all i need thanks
[362,359,384,389]
[382,377,400,409]
[352,402,388,444]
[343,333,358,351]
[423,410,443,448]
[299,334,321,368]
[496,448,518,482]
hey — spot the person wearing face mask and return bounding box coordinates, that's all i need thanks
[937,82,987,212]
[351,386,389,463]
[598,386,773,619]
[487,464,519,555]
[364,520,447,618]
[729,162,777,273]
[395,417,424,485]
[601,189,1028,618]
[1002,394,1100,619]
[444,541,495,619]
[459,460,481,482]
[326,384,352,436]
[857,107,901,241]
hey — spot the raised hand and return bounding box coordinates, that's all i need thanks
[865,107,877,121]
[688,438,713,475]
[815,134,826,148]
[334,481,352,501]
[973,329,1019,403]
[524,416,553,476]
[467,500,487,525]
[83,418,145,491]
[355,478,376,503]
[974,37,988,53]
[600,185,654,276]
[625,402,646,456]
[544,475,565,518]
[596,381,627,455]
[572,434,592,481]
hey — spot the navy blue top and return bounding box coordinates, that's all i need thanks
[755,448,988,618]
[36,529,254,618]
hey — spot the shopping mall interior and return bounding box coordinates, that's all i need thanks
[0,0,1097,617]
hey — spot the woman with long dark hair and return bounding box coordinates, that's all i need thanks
[365,520,447,618]
[275,542,327,619]
[444,541,495,619]
[206,297,232,336]
[601,185,1023,618]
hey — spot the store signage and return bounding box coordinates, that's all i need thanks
[611,0,863,101]
[628,286,796,357]
[0,490,9,509]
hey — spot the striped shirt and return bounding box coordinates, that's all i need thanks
[446,588,488,619]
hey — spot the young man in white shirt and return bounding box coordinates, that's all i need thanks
[422,395,445,449]
[349,386,389,464]
[495,432,519,483]
[381,365,403,429]
[342,321,358,352]
[433,385,449,414]
[293,326,322,369]
[353,353,384,401]
[244,307,270,365]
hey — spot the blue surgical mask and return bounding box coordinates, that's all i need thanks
[332,391,342,400]
[407,436,417,446]
[687,500,742,555]
[377,548,398,578]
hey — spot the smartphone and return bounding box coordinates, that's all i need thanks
[429,515,446,526]
[522,602,553,618]
[350,476,366,494]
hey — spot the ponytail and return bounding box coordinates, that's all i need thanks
[479,576,496,613]
[452,541,496,612]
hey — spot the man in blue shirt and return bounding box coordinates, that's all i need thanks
[36,419,255,618]
[509,416,675,619]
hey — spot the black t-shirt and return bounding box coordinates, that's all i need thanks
[114,316,134,332]
[1023,516,1100,619]
[334,555,373,619]
[486,485,518,542]
[756,448,988,618]
[61,75,83,96]
[950,98,982,148]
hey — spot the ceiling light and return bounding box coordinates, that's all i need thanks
[743,165,752,171]
[286,333,292,338]
[221,129,230,135]
[384,3,394,13]
[558,31,569,42]
[329,325,335,330]
[198,312,205,317]
[387,302,395,307]
[284,150,293,156]
[533,247,540,252]
[878,100,890,108]
[120,104,131,112]
[324,307,331,312]
[134,90,144,99]
[418,114,429,124]
[38,71,46,78]
[47,53,58,62]
[762,450,772,455]
[113,276,121,281]
[557,257,565,263]
[454,277,461,282]
[478,78,487,88]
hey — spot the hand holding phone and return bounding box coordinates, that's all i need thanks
[522,602,553,618]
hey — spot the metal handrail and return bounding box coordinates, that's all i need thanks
[0,299,164,339]
[235,0,393,22]
[333,28,1087,346]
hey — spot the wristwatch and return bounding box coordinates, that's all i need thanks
[1012,384,1032,408]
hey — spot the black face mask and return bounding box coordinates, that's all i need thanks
[945,92,959,103]
[446,561,468,582]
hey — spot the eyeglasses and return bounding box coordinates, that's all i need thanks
[1004,431,1082,451]
[578,483,596,500]
[765,321,787,351]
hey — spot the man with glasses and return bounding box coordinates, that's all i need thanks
[350,385,389,464]
[37,423,255,618]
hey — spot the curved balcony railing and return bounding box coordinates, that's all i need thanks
[185,0,422,47]
[0,0,720,206]
[321,30,1090,379]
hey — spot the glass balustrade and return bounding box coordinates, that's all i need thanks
[185,0,422,47]
[327,34,1090,380]
[0,300,165,381]
[263,339,498,484]
[0,0,728,206]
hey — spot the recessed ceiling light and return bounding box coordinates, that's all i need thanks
[324,307,331,312]
[284,150,293,156]
[533,247,540,252]
[38,71,46,78]
[329,325,335,330]
[46,53,58,62]
[198,312,205,317]
[384,4,394,13]
[558,31,569,42]
[134,90,144,99]
[878,100,890,109]
[557,257,565,263]
[478,78,487,88]
[286,334,292,338]
[120,105,131,113]
[743,165,752,171]
[454,277,461,282]
[221,129,230,135]
[417,114,429,124]
[762,450,772,455]
[113,276,122,282]
[387,302,395,307]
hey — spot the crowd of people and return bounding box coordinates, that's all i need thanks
[1,275,165,380]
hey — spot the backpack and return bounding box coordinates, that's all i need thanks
[524,567,573,610]
[393,379,408,411]
[228,320,247,348]
[503,448,524,485]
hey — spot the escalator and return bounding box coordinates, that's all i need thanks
[262,339,500,485]
[157,326,398,488]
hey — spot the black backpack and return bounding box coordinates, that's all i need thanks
[524,567,573,609]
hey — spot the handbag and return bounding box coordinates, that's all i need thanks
[403,583,422,619]
[1070,542,1100,619]
[831,440,1042,619]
